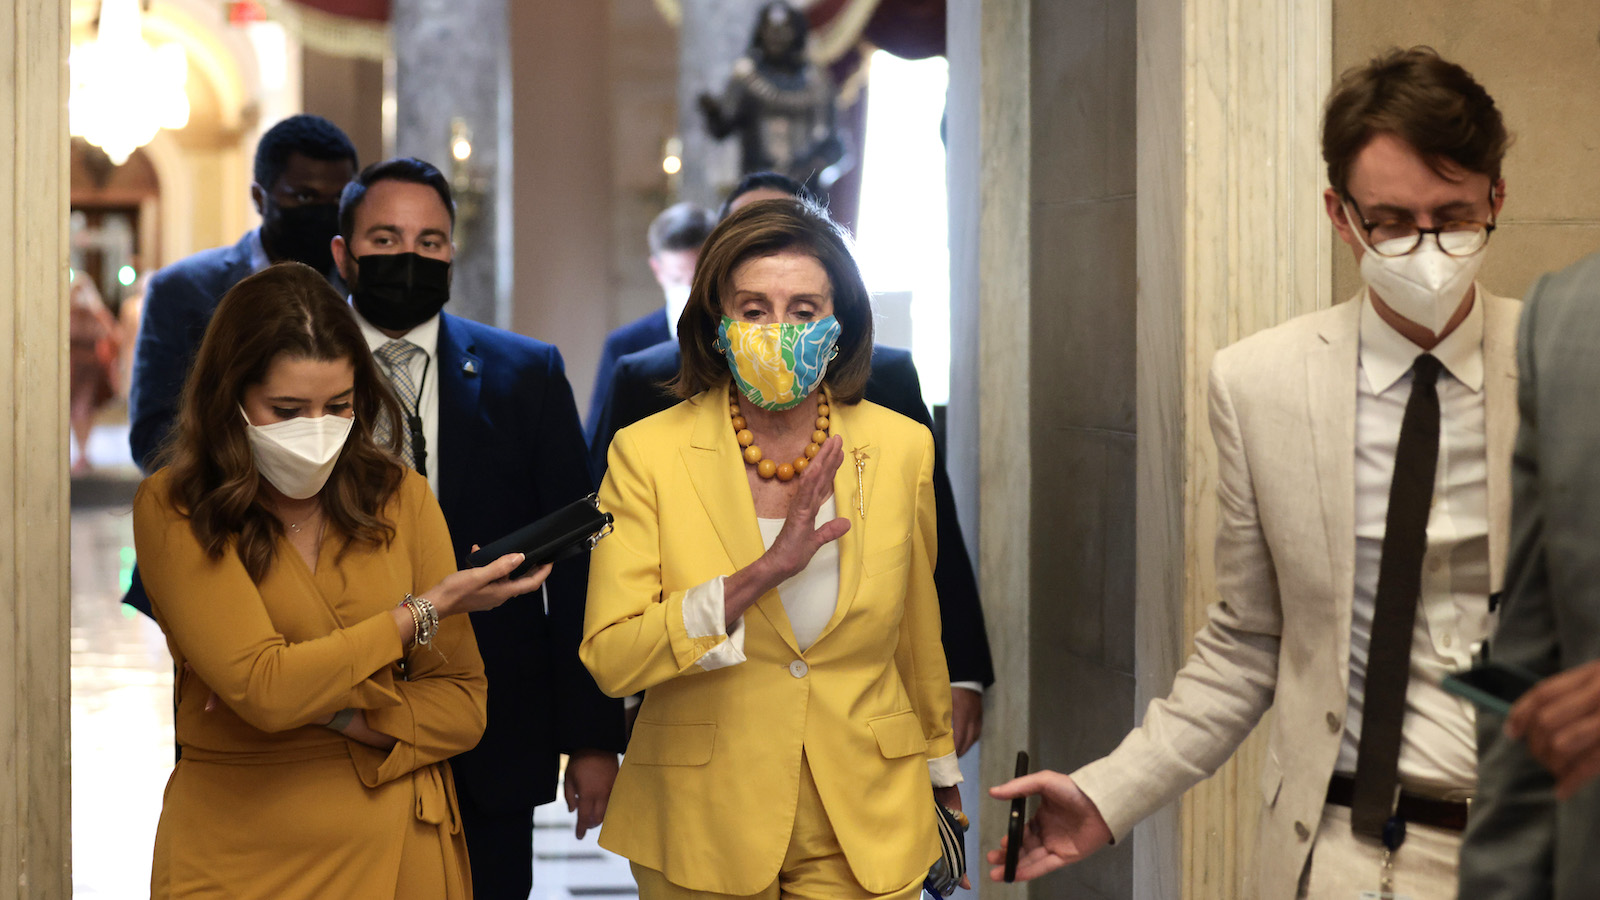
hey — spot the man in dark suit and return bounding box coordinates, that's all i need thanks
[588,338,995,752]
[584,202,716,441]
[335,157,624,898]
[129,114,358,471]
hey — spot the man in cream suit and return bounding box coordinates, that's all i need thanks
[1459,251,1600,900]
[988,49,1517,900]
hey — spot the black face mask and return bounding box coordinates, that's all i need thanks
[349,252,452,332]
[260,202,341,274]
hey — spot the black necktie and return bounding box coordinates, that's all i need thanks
[1351,353,1443,838]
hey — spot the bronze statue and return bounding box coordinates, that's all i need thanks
[697,2,848,188]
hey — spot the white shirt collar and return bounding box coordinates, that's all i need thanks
[1358,284,1485,394]
[352,306,442,362]
[247,228,271,273]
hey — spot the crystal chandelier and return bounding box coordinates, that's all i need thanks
[69,0,191,166]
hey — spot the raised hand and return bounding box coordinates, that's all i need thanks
[763,435,850,580]
[985,771,1113,882]
[722,436,849,629]
[1507,658,1600,798]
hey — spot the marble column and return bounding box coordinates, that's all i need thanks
[676,0,766,209]
[952,1,1141,896]
[2,1,71,894]
[1137,1,1331,898]
[392,0,511,328]
[951,0,1332,897]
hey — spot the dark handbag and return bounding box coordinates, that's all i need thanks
[923,802,969,898]
[466,493,614,578]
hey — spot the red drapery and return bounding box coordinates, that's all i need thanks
[280,0,390,21]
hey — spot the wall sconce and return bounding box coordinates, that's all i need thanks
[661,134,683,196]
[449,117,487,252]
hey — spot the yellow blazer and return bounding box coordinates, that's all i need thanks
[581,389,954,895]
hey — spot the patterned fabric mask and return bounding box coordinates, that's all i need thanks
[716,315,841,411]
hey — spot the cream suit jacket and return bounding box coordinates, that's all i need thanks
[1072,289,1520,899]
[580,390,953,896]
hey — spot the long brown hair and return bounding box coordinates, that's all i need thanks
[673,198,874,403]
[157,262,406,582]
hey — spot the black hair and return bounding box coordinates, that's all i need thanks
[338,157,456,242]
[252,115,359,191]
[648,203,718,256]
[717,171,823,220]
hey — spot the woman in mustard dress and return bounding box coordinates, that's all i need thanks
[134,262,548,898]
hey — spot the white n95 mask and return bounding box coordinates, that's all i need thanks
[1355,228,1486,337]
[240,407,354,500]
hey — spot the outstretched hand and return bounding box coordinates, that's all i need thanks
[1507,658,1600,798]
[985,771,1113,882]
[426,548,553,619]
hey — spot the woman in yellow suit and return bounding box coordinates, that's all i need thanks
[582,199,964,899]
[134,263,548,898]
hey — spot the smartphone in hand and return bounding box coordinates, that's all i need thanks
[1443,662,1541,716]
[1004,750,1030,883]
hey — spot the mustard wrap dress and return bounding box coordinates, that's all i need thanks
[134,468,486,899]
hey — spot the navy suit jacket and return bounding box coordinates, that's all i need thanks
[587,340,995,687]
[124,233,260,619]
[129,231,258,472]
[585,308,670,442]
[431,312,626,812]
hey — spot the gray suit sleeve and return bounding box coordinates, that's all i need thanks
[1459,281,1558,900]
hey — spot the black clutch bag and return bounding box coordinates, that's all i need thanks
[466,493,614,578]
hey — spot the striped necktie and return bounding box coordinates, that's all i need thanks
[375,339,423,469]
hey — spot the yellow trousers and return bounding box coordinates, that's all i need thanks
[631,755,924,900]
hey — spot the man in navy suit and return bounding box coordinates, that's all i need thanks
[584,202,716,441]
[589,338,995,752]
[129,114,358,472]
[335,157,624,898]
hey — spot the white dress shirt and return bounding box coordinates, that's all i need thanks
[246,228,271,273]
[680,495,962,787]
[355,310,442,499]
[1337,290,1492,793]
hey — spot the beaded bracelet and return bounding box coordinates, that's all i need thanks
[401,594,440,647]
[413,596,439,646]
[401,595,424,646]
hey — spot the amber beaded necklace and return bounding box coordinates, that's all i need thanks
[729,384,830,482]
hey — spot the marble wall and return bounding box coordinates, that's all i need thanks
[608,0,683,352]
[393,0,512,328]
[1026,0,1140,896]
[2,1,71,893]
[1332,1,1600,304]
[953,1,1141,896]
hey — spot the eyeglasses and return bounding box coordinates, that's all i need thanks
[1344,195,1497,259]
